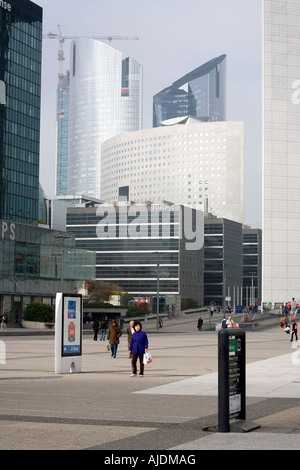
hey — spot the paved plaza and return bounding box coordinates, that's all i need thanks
[0,314,300,451]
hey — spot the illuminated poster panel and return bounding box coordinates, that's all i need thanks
[62,294,82,357]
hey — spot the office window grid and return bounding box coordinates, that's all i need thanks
[0,2,42,225]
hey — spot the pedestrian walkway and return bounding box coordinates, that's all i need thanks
[135,352,300,398]
[0,316,299,450]
[170,432,300,450]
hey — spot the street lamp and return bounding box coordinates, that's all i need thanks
[153,251,160,330]
[249,271,256,307]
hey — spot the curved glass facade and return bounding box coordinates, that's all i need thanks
[0,0,42,225]
[153,55,226,127]
[67,39,143,199]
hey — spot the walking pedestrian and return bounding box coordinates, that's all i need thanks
[127,320,135,357]
[100,316,108,341]
[197,317,203,331]
[290,320,298,342]
[92,319,99,341]
[107,319,122,357]
[0,312,7,332]
[129,321,149,377]
[226,316,233,328]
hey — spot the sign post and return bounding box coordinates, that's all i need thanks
[55,293,83,374]
[217,328,260,433]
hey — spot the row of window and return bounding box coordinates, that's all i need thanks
[95,253,179,264]
[5,120,39,142]
[74,239,179,251]
[3,130,39,153]
[96,266,179,279]
[3,144,38,165]
[7,83,40,107]
[95,279,179,293]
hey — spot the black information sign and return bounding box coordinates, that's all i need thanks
[218,328,246,432]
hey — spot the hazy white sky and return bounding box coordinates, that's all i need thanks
[34,0,262,224]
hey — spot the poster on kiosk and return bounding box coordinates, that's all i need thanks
[62,296,82,356]
[55,293,82,374]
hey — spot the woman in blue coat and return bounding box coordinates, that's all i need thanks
[129,321,149,377]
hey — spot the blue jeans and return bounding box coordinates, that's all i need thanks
[100,329,106,340]
[110,344,118,357]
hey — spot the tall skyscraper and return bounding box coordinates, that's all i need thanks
[0,0,43,225]
[153,55,226,127]
[57,38,143,198]
[263,0,300,303]
[56,71,70,196]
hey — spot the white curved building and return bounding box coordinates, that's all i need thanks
[101,117,244,223]
[67,38,143,198]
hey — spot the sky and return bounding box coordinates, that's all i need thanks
[34,0,262,225]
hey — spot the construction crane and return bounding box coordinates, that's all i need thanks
[43,25,139,79]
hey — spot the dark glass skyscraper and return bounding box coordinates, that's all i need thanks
[153,55,226,127]
[0,0,42,225]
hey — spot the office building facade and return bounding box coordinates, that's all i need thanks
[65,39,143,199]
[101,118,244,223]
[0,0,42,225]
[0,218,95,322]
[263,0,300,303]
[66,200,204,310]
[204,214,243,308]
[153,55,226,127]
[243,227,262,308]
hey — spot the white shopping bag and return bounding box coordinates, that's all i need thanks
[143,351,152,364]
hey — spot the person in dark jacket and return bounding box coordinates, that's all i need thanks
[107,319,122,357]
[129,321,149,377]
[92,319,99,341]
[290,320,298,342]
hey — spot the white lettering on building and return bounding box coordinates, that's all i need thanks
[1,222,15,240]
[0,1,11,11]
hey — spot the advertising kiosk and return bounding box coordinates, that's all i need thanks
[55,293,82,374]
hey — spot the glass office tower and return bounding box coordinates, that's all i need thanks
[263,0,300,304]
[67,38,143,199]
[153,55,226,127]
[0,0,42,225]
[56,72,70,196]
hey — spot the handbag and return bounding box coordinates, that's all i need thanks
[143,351,152,364]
